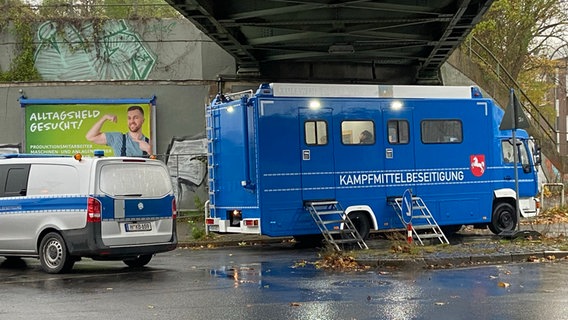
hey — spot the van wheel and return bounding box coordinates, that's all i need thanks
[489,202,517,235]
[39,232,75,274]
[123,254,153,268]
[349,212,371,239]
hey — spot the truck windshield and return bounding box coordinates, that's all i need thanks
[98,163,172,197]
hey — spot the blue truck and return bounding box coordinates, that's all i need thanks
[205,83,540,242]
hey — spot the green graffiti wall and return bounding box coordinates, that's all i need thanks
[34,20,156,80]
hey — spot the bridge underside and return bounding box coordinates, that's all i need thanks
[166,0,494,84]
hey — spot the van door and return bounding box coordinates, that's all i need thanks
[299,108,335,201]
[382,107,417,197]
[0,164,32,252]
[97,159,175,247]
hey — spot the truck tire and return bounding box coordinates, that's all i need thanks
[489,202,517,235]
[349,212,371,239]
[441,224,463,236]
[123,254,153,268]
[39,232,75,274]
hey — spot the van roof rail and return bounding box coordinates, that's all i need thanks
[0,153,72,159]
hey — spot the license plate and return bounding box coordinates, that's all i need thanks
[125,222,152,232]
[208,225,219,232]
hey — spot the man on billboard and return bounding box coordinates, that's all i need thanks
[86,105,152,157]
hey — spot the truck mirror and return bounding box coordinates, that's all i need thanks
[534,146,542,166]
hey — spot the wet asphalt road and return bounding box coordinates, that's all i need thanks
[1,243,568,320]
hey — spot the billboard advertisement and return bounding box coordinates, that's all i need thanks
[21,98,155,157]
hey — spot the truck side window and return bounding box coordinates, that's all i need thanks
[341,120,375,145]
[304,120,328,145]
[421,120,462,143]
[501,139,530,171]
[502,140,515,163]
[387,120,409,144]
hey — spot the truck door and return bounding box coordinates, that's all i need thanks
[299,108,335,201]
[382,107,417,197]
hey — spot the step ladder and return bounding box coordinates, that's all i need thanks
[389,196,449,245]
[205,105,220,218]
[305,201,368,251]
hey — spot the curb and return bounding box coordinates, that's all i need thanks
[177,237,293,248]
[361,250,568,269]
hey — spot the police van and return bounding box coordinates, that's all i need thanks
[0,152,177,273]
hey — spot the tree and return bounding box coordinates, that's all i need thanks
[470,0,567,80]
[465,0,567,125]
[104,0,180,19]
[37,0,180,19]
[0,0,41,81]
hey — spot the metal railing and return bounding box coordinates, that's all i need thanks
[460,36,561,174]
[153,152,208,211]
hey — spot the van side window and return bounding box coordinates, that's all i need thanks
[3,165,30,197]
[341,120,375,145]
[305,120,328,145]
[421,120,462,143]
[27,165,79,195]
[387,120,409,144]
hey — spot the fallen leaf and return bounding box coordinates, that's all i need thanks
[497,281,510,288]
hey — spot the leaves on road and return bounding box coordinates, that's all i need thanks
[314,252,371,272]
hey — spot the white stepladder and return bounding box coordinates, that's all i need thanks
[389,189,449,245]
[305,200,368,251]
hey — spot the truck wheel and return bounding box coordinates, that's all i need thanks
[39,232,75,274]
[349,212,371,239]
[489,202,517,235]
[123,254,153,268]
[292,235,324,248]
[441,224,463,236]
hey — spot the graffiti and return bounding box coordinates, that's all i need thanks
[34,20,156,81]
[145,21,177,35]
[165,136,208,210]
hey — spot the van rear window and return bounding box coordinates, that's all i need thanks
[99,163,172,197]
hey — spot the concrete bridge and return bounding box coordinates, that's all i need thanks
[166,0,494,85]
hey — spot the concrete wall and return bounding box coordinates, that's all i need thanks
[0,19,235,81]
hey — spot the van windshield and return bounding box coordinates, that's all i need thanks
[99,163,172,197]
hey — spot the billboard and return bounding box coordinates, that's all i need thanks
[20,97,155,157]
